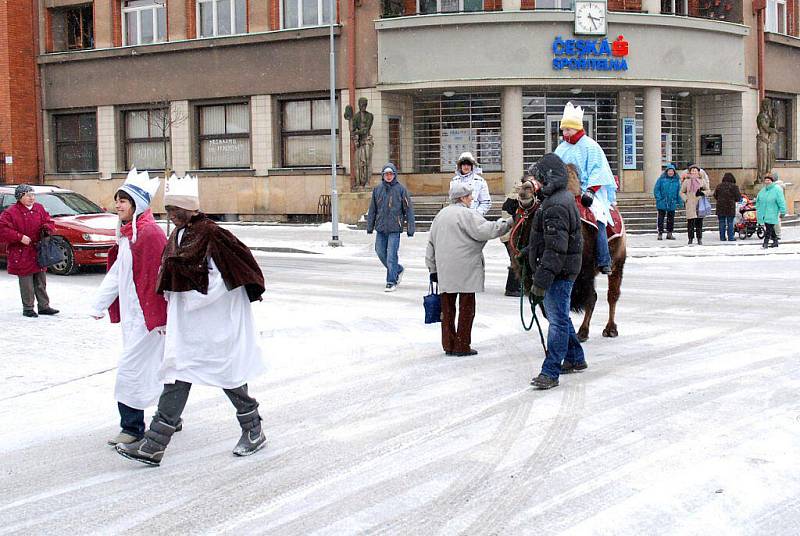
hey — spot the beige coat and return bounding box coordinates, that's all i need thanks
[680,170,710,219]
[425,203,512,294]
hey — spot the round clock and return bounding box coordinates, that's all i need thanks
[575,1,607,36]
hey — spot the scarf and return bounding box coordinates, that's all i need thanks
[563,130,586,145]
[685,174,703,194]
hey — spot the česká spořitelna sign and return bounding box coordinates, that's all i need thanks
[552,35,629,71]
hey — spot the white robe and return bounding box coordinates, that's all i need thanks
[90,237,165,410]
[161,238,265,389]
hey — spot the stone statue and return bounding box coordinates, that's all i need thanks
[756,98,777,183]
[344,97,374,190]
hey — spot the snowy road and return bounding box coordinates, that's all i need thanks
[1,229,800,535]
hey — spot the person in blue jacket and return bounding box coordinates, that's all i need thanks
[653,163,684,240]
[366,163,415,292]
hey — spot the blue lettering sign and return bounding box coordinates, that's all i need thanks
[551,36,629,72]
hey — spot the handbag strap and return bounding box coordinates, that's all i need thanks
[429,281,438,295]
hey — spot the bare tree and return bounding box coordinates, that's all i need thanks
[148,101,188,234]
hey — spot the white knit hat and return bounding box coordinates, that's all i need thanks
[116,168,161,243]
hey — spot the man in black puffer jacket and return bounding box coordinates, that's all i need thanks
[526,153,586,390]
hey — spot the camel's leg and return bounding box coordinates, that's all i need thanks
[577,285,597,342]
[603,263,624,338]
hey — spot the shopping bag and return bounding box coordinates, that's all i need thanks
[697,196,712,218]
[423,282,441,324]
[36,237,65,268]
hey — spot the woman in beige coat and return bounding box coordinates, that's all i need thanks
[426,182,512,356]
[679,164,710,245]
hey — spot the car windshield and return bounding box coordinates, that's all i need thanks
[36,192,104,217]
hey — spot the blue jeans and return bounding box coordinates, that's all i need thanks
[118,402,145,438]
[375,231,403,285]
[718,216,735,241]
[541,279,585,380]
[596,223,611,269]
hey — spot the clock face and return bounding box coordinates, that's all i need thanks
[575,2,607,35]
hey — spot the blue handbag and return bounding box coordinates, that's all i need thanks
[423,282,441,324]
[36,236,65,268]
[697,195,712,218]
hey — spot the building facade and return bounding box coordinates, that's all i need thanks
[0,0,798,218]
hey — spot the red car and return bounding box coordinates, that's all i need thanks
[0,185,117,275]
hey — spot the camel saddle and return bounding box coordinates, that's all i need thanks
[575,197,625,241]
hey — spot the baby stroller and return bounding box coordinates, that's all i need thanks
[735,194,764,240]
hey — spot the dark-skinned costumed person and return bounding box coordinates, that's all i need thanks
[117,174,267,466]
[527,154,586,390]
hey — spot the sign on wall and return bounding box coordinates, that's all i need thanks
[622,117,636,170]
[552,35,629,72]
[440,128,474,172]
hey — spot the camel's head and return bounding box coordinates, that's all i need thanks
[518,177,539,208]
[565,163,582,196]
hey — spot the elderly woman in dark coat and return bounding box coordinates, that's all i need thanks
[713,172,742,242]
[0,185,58,317]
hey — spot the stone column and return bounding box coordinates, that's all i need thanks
[501,86,523,195]
[643,86,662,193]
[251,95,273,176]
[96,106,116,179]
[93,1,113,48]
[170,101,191,175]
[503,0,522,10]
[643,0,662,14]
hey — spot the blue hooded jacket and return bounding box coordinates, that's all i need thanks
[366,163,415,236]
[653,164,684,211]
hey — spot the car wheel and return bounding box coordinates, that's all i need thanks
[48,237,77,276]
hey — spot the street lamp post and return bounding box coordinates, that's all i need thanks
[328,0,341,247]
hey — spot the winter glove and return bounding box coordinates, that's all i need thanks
[430,272,438,283]
[580,190,595,208]
[531,286,546,306]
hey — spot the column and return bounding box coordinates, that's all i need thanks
[643,86,662,193]
[794,95,800,160]
[170,101,191,175]
[96,106,116,179]
[642,0,662,14]
[93,1,113,48]
[503,0,522,9]
[251,95,274,176]
[501,86,523,195]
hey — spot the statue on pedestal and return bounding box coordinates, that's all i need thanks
[756,98,777,183]
[344,97,374,190]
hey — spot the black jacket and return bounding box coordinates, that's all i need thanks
[712,181,742,218]
[527,154,583,290]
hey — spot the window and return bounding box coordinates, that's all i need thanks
[123,1,167,45]
[281,98,338,167]
[197,0,247,37]
[661,0,688,15]
[417,0,486,13]
[198,103,251,168]
[55,113,98,173]
[769,97,791,160]
[282,0,334,28]
[124,109,169,170]
[535,0,573,9]
[388,117,402,170]
[49,5,94,51]
[766,0,787,33]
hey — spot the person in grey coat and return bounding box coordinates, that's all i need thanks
[366,163,415,292]
[426,182,512,356]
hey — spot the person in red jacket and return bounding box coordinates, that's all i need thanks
[0,185,59,317]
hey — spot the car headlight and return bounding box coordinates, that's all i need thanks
[82,233,113,242]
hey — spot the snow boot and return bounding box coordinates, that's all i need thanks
[561,361,588,374]
[116,418,176,467]
[657,233,663,241]
[697,238,703,245]
[666,233,675,240]
[233,409,267,457]
[107,431,139,446]
[531,373,559,390]
[38,307,59,315]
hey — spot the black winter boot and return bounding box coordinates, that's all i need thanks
[233,409,267,457]
[657,233,663,240]
[666,233,675,240]
[116,418,176,466]
[530,373,559,390]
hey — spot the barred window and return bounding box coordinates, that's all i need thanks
[769,97,791,160]
[281,98,338,167]
[55,113,98,173]
[198,103,251,169]
[413,92,502,173]
[124,109,169,170]
[123,1,167,45]
[656,94,694,168]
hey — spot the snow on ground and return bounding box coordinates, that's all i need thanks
[1,224,799,535]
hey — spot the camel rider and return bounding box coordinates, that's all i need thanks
[554,102,617,275]
[450,152,491,216]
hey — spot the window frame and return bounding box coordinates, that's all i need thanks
[196,0,247,38]
[65,4,94,50]
[54,112,98,173]
[280,97,339,167]
[123,108,170,171]
[122,1,167,46]
[768,96,792,161]
[660,0,688,15]
[766,0,788,33]
[416,0,487,13]
[197,102,252,169]
[280,0,336,28]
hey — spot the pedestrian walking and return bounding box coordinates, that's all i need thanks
[653,163,683,240]
[526,154,586,391]
[90,170,168,446]
[0,185,59,317]
[772,174,788,240]
[425,182,511,357]
[116,174,267,466]
[554,102,617,274]
[712,172,742,242]
[756,174,787,248]
[366,163,415,292]
[450,152,492,216]
[680,164,710,245]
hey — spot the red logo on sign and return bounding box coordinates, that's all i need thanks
[612,35,629,57]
